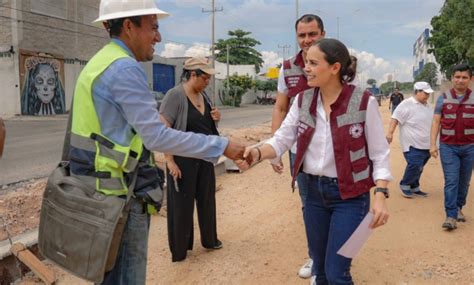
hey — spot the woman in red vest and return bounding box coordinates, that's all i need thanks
[237,38,392,284]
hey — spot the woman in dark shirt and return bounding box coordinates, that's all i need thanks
[159,57,222,262]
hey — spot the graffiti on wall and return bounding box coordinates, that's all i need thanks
[20,54,66,115]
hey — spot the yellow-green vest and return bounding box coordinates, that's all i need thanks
[70,41,147,196]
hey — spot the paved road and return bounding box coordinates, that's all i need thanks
[0,105,273,185]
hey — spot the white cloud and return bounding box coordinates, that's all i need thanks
[349,48,413,86]
[159,42,211,58]
[159,43,186,57]
[184,43,211,57]
[261,51,283,72]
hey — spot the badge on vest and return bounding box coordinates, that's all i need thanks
[447,104,453,110]
[297,121,310,136]
[349,123,364,139]
[288,76,300,87]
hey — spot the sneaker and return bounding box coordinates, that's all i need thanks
[400,189,414,198]
[457,208,466,222]
[412,189,429,197]
[298,258,313,279]
[309,275,316,285]
[442,217,457,230]
[204,240,223,250]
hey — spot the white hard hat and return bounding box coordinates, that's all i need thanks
[94,0,169,23]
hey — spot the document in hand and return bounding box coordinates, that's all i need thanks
[337,212,374,258]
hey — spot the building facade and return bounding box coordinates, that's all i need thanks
[412,28,443,83]
[0,0,109,116]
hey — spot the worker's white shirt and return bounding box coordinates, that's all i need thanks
[267,91,392,182]
[276,65,296,153]
[392,96,432,152]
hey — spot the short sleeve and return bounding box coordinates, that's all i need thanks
[277,66,288,94]
[392,101,408,124]
[434,96,443,114]
[159,88,180,126]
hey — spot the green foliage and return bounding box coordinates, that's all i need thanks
[414,62,439,87]
[254,79,277,94]
[428,0,474,77]
[215,29,264,73]
[379,81,413,95]
[223,74,254,107]
[367,78,377,86]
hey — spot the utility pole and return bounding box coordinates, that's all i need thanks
[202,0,223,105]
[295,0,299,54]
[226,44,230,98]
[278,44,291,59]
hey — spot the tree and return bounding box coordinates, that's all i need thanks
[221,74,254,107]
[428,0,474,77]
[379,81,413,95]
[414,62,439,87]
[254,79,277,104]
[367,78,377,86]
[215,29,264,73]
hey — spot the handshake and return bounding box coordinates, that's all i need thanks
[222,139,265,171]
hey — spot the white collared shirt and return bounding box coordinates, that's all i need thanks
[392,96,433,152]
[266,91,392,182]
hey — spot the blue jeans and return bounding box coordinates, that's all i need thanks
[100,198,150,285]
[289,151,312,260]
[439,143,474,218]
[400,146,430,191]
[304,174,369,284]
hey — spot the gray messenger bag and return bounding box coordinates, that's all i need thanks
[38,164,131,283]
[38,105,135,283]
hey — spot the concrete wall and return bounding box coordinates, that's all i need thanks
[0,54,20,117]
[0,0,108,116]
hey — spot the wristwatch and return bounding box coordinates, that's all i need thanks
[374,187,389,198]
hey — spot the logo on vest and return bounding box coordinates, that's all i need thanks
[447,104,453,110]
[297,121,309,136]
[288,76,300,87]
[349,123,363,139]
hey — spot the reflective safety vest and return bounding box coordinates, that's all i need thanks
[293,84,375,199]
[440,88,474,145]
[70,41,151,197]
[283,50,310,98]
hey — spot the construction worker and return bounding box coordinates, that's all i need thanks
[70,0,245,283]
[430,63,474,231]
[271,14,326,279]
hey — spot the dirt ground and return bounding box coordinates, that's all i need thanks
[3,99,474,284]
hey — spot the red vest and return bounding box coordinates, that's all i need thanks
[283,50,310,98]
[440,88,474,145]
[292,84,375,200]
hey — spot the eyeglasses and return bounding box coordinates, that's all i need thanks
[200,74,212,81]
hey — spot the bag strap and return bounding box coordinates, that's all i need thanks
[61,100,138,202]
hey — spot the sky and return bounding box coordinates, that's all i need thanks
[154,0,445,86]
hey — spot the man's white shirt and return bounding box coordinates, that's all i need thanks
[392,96,433,152]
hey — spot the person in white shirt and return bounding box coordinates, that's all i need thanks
[386,82,434,198]
[237,38,391,285]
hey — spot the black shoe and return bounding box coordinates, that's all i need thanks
[205,240,223,250]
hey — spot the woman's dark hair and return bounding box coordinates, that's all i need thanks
[107,16,142,38]
[295,14,324,33]
[180,68,205,82]
[313,38,357,83]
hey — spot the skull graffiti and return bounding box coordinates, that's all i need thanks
[34,64,56,104]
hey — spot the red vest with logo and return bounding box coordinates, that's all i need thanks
[283,50,310,98]
[292,84,375,199]
[440,88,474,145]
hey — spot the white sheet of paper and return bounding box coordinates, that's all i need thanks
[337,212,374,258]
